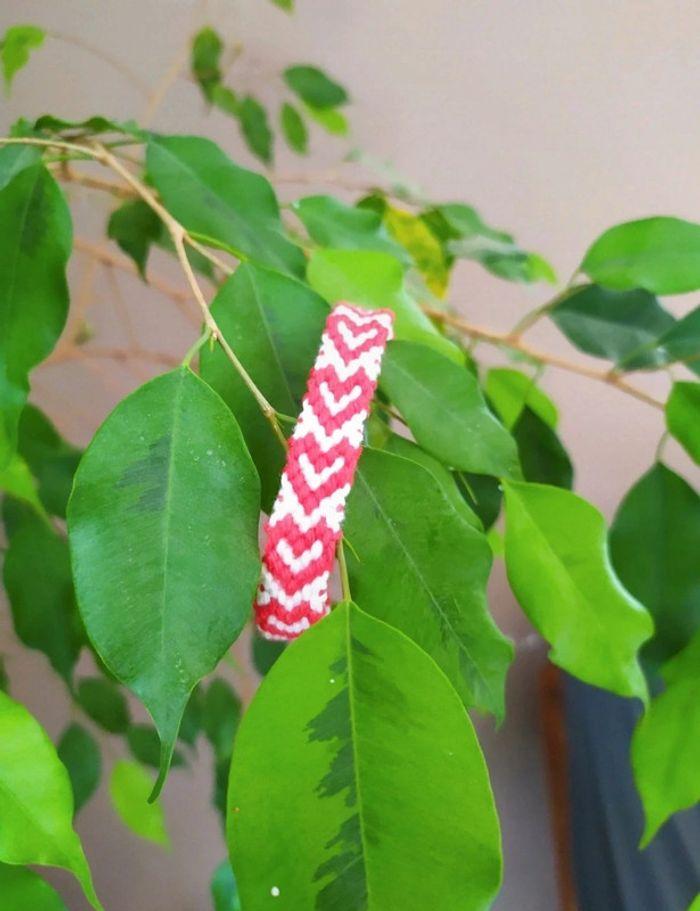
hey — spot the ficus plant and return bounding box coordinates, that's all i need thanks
[0,8,699,911]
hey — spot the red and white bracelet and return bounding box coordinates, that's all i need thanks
[254,303,394,641]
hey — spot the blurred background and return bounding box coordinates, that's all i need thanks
[1,1,699,908]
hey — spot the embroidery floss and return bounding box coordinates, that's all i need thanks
[254,303,394,641]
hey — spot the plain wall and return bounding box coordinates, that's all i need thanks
[1,2,700,909]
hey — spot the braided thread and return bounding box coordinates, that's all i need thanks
[254,303,394,641]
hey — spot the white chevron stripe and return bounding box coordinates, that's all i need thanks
[264,615,312,636]
[318,380,362,416]
[297,452,345,490]
[336,320,381,351]
[292,401,367,451]
[275,537,324,573]
[334,304,394,332]
[315,336,385,382]
[258,567,330,613]
[269,474,352,533]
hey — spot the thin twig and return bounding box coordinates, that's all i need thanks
[57,164,135,199]
[424,307,665,410]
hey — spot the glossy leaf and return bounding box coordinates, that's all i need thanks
[294,195,406,259]
[57,723,101,815]
[127,725,185,770]
[485,367,558,429]
[107,199,161,278]
[228,602,502,910]
[0,863,68,911]
[549,284,674,367]
[380,340,520,478]
[345,449,512,718]
[610,463,700,665]
[0,691,102,909]
[307,249,463,363]
[625,305,700,373]
[513,406,573,489]
[237,97,273,164]
[202,678,241,762]
[0,143,41,190]
[68,368,261,795]
[667,382,700,463]
[1,25,44,90]
[0,164,71,465]
[632,630,700,845]
[211,860,242,911]
[582,216,700,294]
[76,678,130,734]
[280,102,307,154]
[109,761,169,847]
[3,512,82,685]
[283,65,348,109]
[200,264,327,510]
[503,480,652,700]
[191,27,223,100]
[16,405,81,517]
[146,135,305,276]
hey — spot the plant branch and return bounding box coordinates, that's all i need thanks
[424,307,665,410]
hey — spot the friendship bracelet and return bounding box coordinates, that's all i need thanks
[254,303,394,641]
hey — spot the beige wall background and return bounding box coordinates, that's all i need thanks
[1,1,700,909]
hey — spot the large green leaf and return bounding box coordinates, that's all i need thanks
[57,723,101,815]
[503,481,652,700]
[485,367,558,430]
[610,464,700,665]
[666,382,700,463]
[625,305,700,373]
[0,143,41,190]
[109,761,169,846]
[16,404,82,517]
[283,65,348,109]
[380,341,520,478]
[632,630,700,845]
[0,691,102,909]
[146,135,304,277]
[1,25,44,90]
[512,406,573,489]
[307,248,463,363]
[200,263,328,511]
[0,863,68,911]
[228,602,502,910]
[581,216,700,294]
[294,195,407,260]
[0,164,71,465]
[345,448,512,718]
[549,284,675,367]
[68,368,260,795]
[3,512,82,685]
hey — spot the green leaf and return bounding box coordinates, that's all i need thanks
[632,630,700,845]
[294,195,407,260]
[667,382,700,463]
[32,115,141,137]
[1,25,44,90]
[0,164,71,466]
[76,678,130,734]
[251,634,285,676]
[280,102,308,154]
[68,368,261,795]
[485,367,558,429]
[550,284,675,367]
[308,249,463,362]
[582,216,700,294]
[109,760,169,847]
[382,204,450,296]
[455,471,503,530]
[0,452,47,518]
[380,340,520,478]
[178,686,204,747]
[228,602,502,910]
[302,102,349,136]
[283,65,348,109]
[236,97,273,164]
[16,404,82,517]
[127,725,185,770]
[211,860,242,911]
[146,134,305,277]
[211,84,240,117]
[624,304,700,373]
[202,678,241,762]
[200,264,328,511]
[688,897,700,911]
[0,863,69,911]
[512,406,573,489]
[269,0,293,10]
[191,27,223,101]
[0,691,102,909]
[57,723,101,815]
[0,143,41,190]
[107,199,161,278]
[503,481,652,701]
[345,449,512,718]
[3,512,82,685]
[610,463,700,665]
